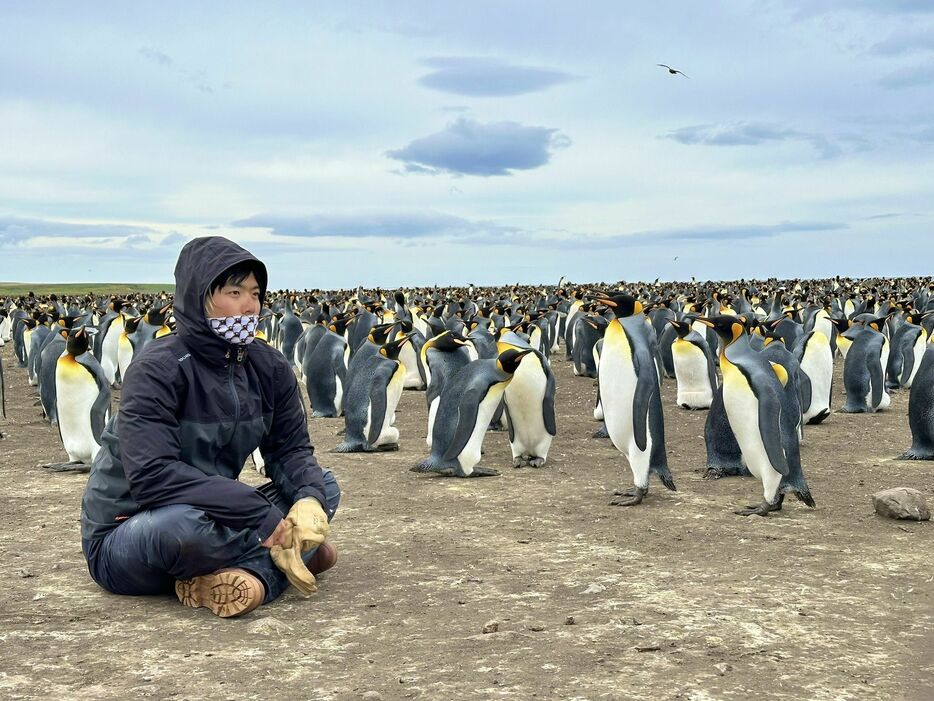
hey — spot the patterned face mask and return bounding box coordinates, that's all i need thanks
[208,314,259,345]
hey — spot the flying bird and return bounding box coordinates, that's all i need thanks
[657,64,689,78]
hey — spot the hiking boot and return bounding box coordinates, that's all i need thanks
[175,568,264,618]
[307,542,338,575]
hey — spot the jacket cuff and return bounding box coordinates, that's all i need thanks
[256,505,285,543]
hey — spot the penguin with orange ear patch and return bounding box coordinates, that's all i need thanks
[697,316,814,516]
[42,327,111,472]
[591,291,675,507]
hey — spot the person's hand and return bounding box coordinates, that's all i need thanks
[260,518,290,549]
[269,520,318,596]
[286,498,330,553]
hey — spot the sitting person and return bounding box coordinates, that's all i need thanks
[80,236,339,617]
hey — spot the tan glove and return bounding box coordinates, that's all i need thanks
[269,499,330,597]
[270,520,318,596]
[286,498,330,553]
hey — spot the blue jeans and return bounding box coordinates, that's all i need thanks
[82,470,340,604]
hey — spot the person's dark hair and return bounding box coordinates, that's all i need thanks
[204,260,263,315]
[208,261,261,296]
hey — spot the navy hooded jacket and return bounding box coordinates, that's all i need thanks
[80,237,328,542]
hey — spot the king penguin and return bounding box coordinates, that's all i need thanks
[42,327,111,472]
[592,291,676,506]
[332,333,414,453]
[412,348,532,477]
[840,316,891,413]
[421,330,472,447]
[497,333,557,468]
[793,330,834,425]
[886,310,927,390]
[668,319,717,410]
[305,315,351,418]
[697,316,815,516]
[900,333,934,460]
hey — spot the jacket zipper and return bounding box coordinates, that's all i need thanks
[226,349,241,432]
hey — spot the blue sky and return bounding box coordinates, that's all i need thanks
[1,1,932,289]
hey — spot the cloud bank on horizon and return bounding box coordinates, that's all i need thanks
[0,0,931,289]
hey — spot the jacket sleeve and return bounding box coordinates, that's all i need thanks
[119,355,284,542]
[259,354,331,515]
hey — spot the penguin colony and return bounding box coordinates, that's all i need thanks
[3,276,934,518]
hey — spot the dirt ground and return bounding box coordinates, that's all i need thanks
[1,341,932,701]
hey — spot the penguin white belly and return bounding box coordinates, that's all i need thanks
[56,360,102,463]
[117,335,133,381]
[101,318,124,384]
[376,365,406,446]
[800,332,832,422]
[593,399,604,421]
[906,333,926,387]
[457,383,508,475]
[721,366,782,502]
[426,396,440,447]
[876,343,891,410]
[671,340,712,408]
[837,336,852,360]
[251,448,266,476]
[334,375,344,415]
[400,344,424,389]
[504,361,551,460]
[599,332,652,488]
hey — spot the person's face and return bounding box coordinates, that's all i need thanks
[209,272,261,317]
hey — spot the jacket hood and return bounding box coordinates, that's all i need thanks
[174,236,268,360]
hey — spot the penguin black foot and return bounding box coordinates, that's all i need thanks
[329,442,373,453]
[592,425,609,439]
[898,449,934,460]
[375,443,399,452]
[703,467,726,480]
[512,457,528,468]
[610,486,647,506]
[528,457,545,468]
[806,409,831,425]
[464,466,500,477]
[734,496,783,517]
[487,423,507,432]
[40,461,91,473]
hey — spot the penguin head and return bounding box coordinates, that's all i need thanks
[328,315,352,335]
[830,317,850,334]
[65,326,91,357]
[867,314,893,333]
[379,332,415,360]
[667,319,692,339]
[429,330,469,351]
[124,316,143,334]
[367,322,398,346]
[697,316,745,345]
[496,348,533,375]
[587,291,644,318]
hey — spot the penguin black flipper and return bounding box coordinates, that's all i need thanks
[542,368,557,436]
[504,403,516,443]
[798,368,812,416]
[623,326,658,450]
[755,382,790,477]
[442,379,497,463]
[366,361,398,447]
[869,353,884,410]
[77,353,111,443]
